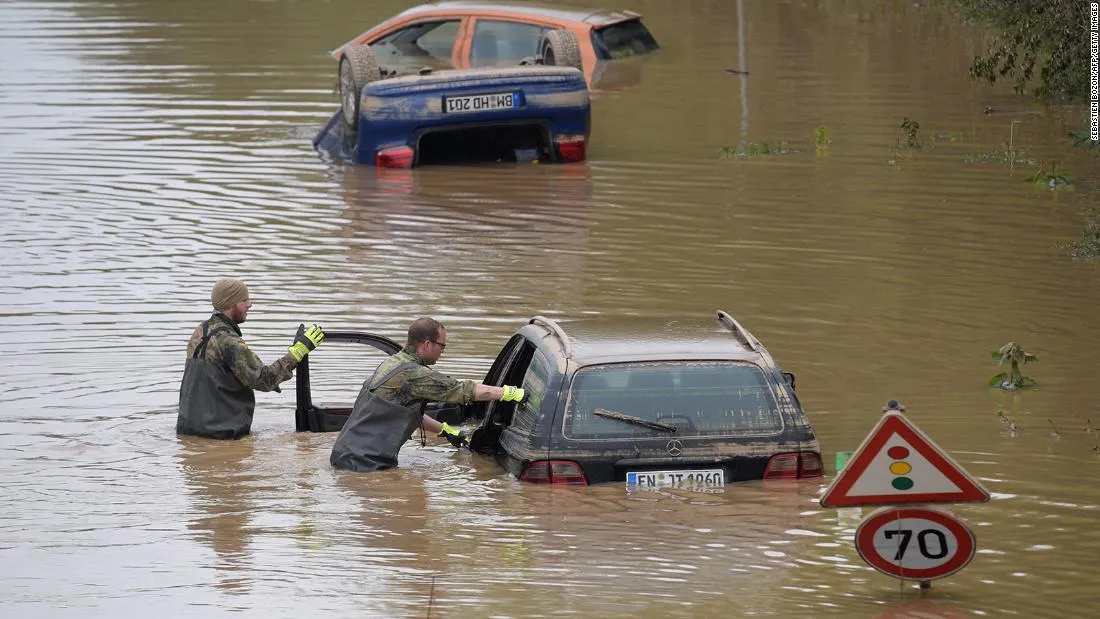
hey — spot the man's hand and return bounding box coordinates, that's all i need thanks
[438,422,469,448]
[288,323,325,362]
[501,385,529,404]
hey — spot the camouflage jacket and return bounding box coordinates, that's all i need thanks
[370,346,475,406]
[186,312,296,393]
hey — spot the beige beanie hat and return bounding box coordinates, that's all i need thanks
[211,278,250,310]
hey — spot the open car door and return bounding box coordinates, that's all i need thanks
[295,330,473,431]
[295,331,401,432]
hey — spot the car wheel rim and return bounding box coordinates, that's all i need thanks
[340,61,356,126]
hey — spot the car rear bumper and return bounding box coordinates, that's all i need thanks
[314,66,591,166]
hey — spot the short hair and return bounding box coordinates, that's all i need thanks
[407,317,444,347]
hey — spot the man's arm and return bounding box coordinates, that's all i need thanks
[222,336,297,392]
[473,384,510,401]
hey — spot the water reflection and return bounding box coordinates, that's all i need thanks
[335,162,597,315]
[178,436,258,594]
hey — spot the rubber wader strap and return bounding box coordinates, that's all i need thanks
[368,361,420,393]
[193,319,234,360]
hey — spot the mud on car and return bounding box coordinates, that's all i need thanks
[465,311,822,487]
[295,311,822,489]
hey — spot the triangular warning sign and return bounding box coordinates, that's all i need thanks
[820,411,990,508]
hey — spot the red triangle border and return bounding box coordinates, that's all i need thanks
[820,412,990,508]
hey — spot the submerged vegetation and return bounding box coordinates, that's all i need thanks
[814,126,831,155]
[1061,206,1100,259]
[963,120,1037,166]
[719,141,801,159]
[989,342,1039,391]
[719,127,829,159]
[1024,160,1074,188]
[888,117,924,165]
[1070,130,1100,157]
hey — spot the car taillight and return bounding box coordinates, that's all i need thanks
[798,452,824,478]
[519,460,588,485]
[375,145,414,168]
[763,453,799,480]
[763,452,824,479]
[555,134,587,163]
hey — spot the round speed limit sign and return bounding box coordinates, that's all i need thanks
[855,506,976,581]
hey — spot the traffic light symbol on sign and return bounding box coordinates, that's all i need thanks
[887,445,914,491]
[819,411,992,508]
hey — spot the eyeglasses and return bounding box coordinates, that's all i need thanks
[429,339,447,351]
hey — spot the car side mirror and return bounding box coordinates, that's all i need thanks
[782,371,796,392]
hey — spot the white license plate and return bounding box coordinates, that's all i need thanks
[443,92,517,113]
[626,469,725,489]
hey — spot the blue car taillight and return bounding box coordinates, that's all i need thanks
[375,145,414,168]
[554,134,586,163]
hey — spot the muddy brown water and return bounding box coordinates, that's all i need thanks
[2,0,1099,616]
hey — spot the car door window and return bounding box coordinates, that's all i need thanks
[470,20,549,67]
[509,350,550,434]
[373,20,460,65]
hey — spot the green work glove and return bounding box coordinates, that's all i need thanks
[288,323,325,362]
[438,422,469,448]
[501,385,530,404]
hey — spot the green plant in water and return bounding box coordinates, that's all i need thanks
[899,117,922,149]
[719,141,800,159]
[963,150,1037,165]
[888,118,923,165]
[814,126,830,155]
[1024,160,1074,188]
[989,341,1038,390]
[1070,129,1100,157]
[935,131,966,143]
[1061,205,1100,259]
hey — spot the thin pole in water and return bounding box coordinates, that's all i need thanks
[426,574,436,619]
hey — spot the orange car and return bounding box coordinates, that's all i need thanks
[331,1,659,87]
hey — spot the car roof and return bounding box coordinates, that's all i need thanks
[397,1,641,27]
[523,312,777,366]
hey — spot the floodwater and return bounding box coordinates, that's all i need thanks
[2,0,1099,616]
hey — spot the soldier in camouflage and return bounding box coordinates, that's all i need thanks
[330,316,529,472]
[177,278,326,439]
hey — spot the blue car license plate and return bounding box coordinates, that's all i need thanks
[443,92,517,113]
[626,469,725,489]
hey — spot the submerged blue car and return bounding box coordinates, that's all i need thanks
[313,40,591,168]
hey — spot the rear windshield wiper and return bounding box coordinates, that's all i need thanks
[593,408,677,433]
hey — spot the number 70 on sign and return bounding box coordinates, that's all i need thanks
[855,506,977,581]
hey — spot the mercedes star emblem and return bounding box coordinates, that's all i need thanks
[666,439,683,457]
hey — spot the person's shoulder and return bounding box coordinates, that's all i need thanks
[209,325,246,347]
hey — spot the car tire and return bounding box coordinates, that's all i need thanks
[338,44,382,136]
[539,29,582,70]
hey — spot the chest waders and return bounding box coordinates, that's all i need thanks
[177,318,256,440]
[330,361,427,472]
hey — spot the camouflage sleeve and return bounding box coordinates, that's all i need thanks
[404,366,476,404]
[218,333,297,393]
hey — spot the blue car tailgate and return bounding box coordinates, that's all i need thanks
[357,66,589,161]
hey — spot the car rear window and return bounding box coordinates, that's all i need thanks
[564,362,783,439]
[592,19,659,60]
